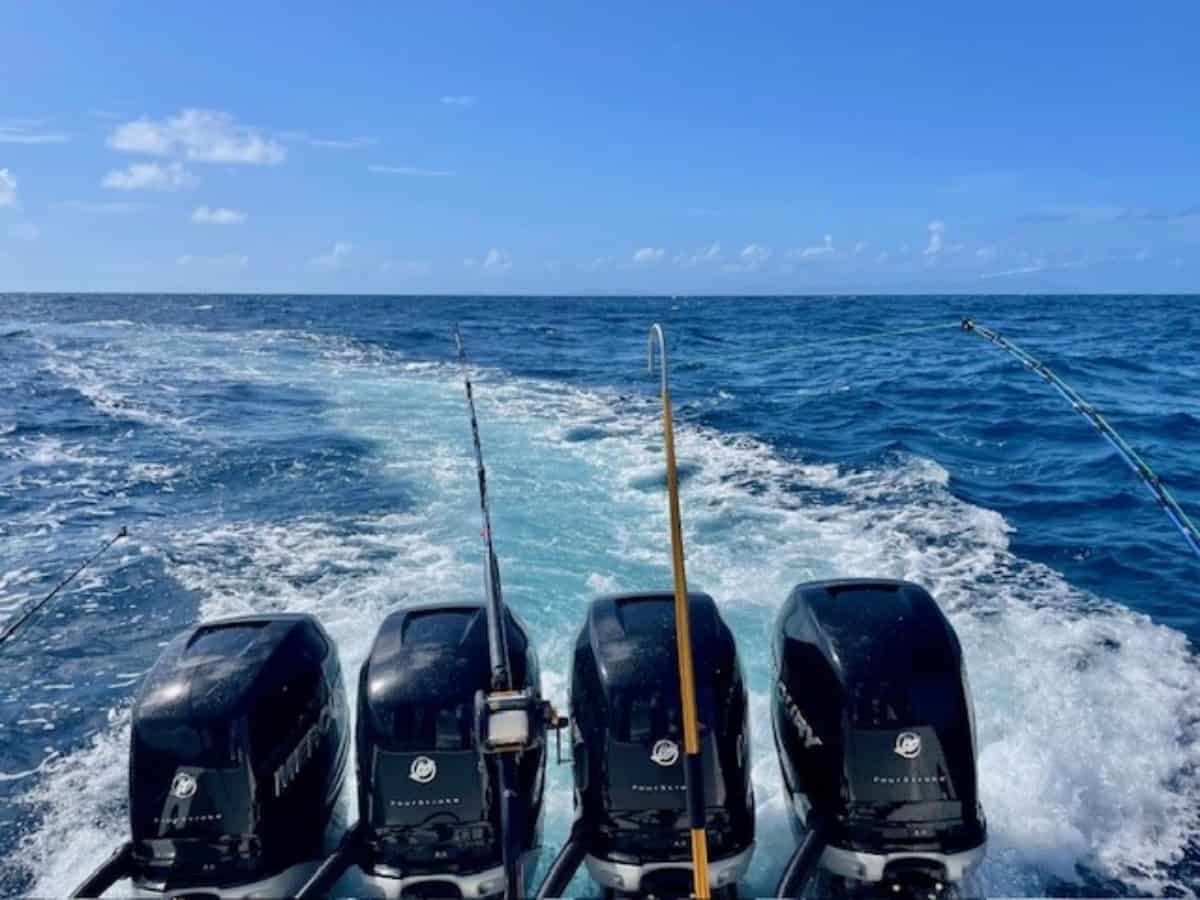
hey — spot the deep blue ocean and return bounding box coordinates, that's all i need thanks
[1,294,1197,898]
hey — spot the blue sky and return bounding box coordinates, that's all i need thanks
[2,2,1198,294]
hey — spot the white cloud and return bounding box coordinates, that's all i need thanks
[8,222,40,240]
[0,168,15,207]
[440,96,476,107]
[55,200,148,214]
[109,109,286,165]
[632,247,666,264]
[790,234,835,261]
[924,220,946,256]
[102,161,197,192]
[675,241,721,267]
[311,241,353,268]
[380,259,432,275]
[580,256,613,272]
[853,241,870,256]
[483,248,512,272]
[369,164,455,177]
[723,244,772,272]
[976,245,997,262]
[0,120,70,144]
[177,253,248,267]
[191,206,246,226]
[309,136,378,150]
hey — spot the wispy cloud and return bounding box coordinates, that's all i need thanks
[440,95,476,107]
[924,220,945,257]
[311,241,353,268]
[853,241,870,256]
[8,222,40,241]
[722,244,771,272]
[55,200,149,214]
[368,164,455,177]
[0,120,70,144]
[874,250,890,264]
[380,259,432,275]
[1020,204,1200,225]
[309,136,378,150]
[979,253,1092,280]
[191,206,246,225]
[632,247,665,264]
[102,161,197,192]
[674,241,721,267]
[177,253,248,268]
[483,248,512,272]
[789,234,835,261]
[109,109,286,165]
[0,169,16,207]
[579,256,613,273]
[976,245,997,262]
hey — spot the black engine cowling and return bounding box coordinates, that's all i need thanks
[127,613,349,892]
[569,592,755,895]
[771,579,986,894]
[355,601,546,897]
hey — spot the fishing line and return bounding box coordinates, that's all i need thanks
[708,320,961,361]
[0,526,128,647]
[962,318,1200,561]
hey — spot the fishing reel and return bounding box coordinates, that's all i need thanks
[477,688,569,759]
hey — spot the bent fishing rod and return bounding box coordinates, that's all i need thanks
[648,324,712,900]
[0,526,128,647]
[962,318,1200,561]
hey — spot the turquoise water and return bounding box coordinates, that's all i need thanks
[1,294,1197,897]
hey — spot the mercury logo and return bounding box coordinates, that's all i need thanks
[170,772,197,800]
[409,755,438,784]
[894,732,922,760]
[650,739,679,767]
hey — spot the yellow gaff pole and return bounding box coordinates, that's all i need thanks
[648,324,710,899]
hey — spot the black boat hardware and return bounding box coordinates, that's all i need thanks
[71,613,353,898]
[293,326,566,899]
[771,579,987,897]
[537,325,756,900]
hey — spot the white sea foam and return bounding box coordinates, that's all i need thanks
[9,326,1198,898]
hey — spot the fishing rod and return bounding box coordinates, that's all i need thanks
[648,323,711,900]
[0,526,128,647]
[455,327,513,691]
[453,326,533,900]
[962,318,1200,561]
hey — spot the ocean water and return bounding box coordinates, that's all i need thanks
[0,294,1197,898]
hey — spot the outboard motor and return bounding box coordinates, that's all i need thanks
[540,592,755,898]
[72,613,350,898]
[771,579,986,898]
[295,601,553,899]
